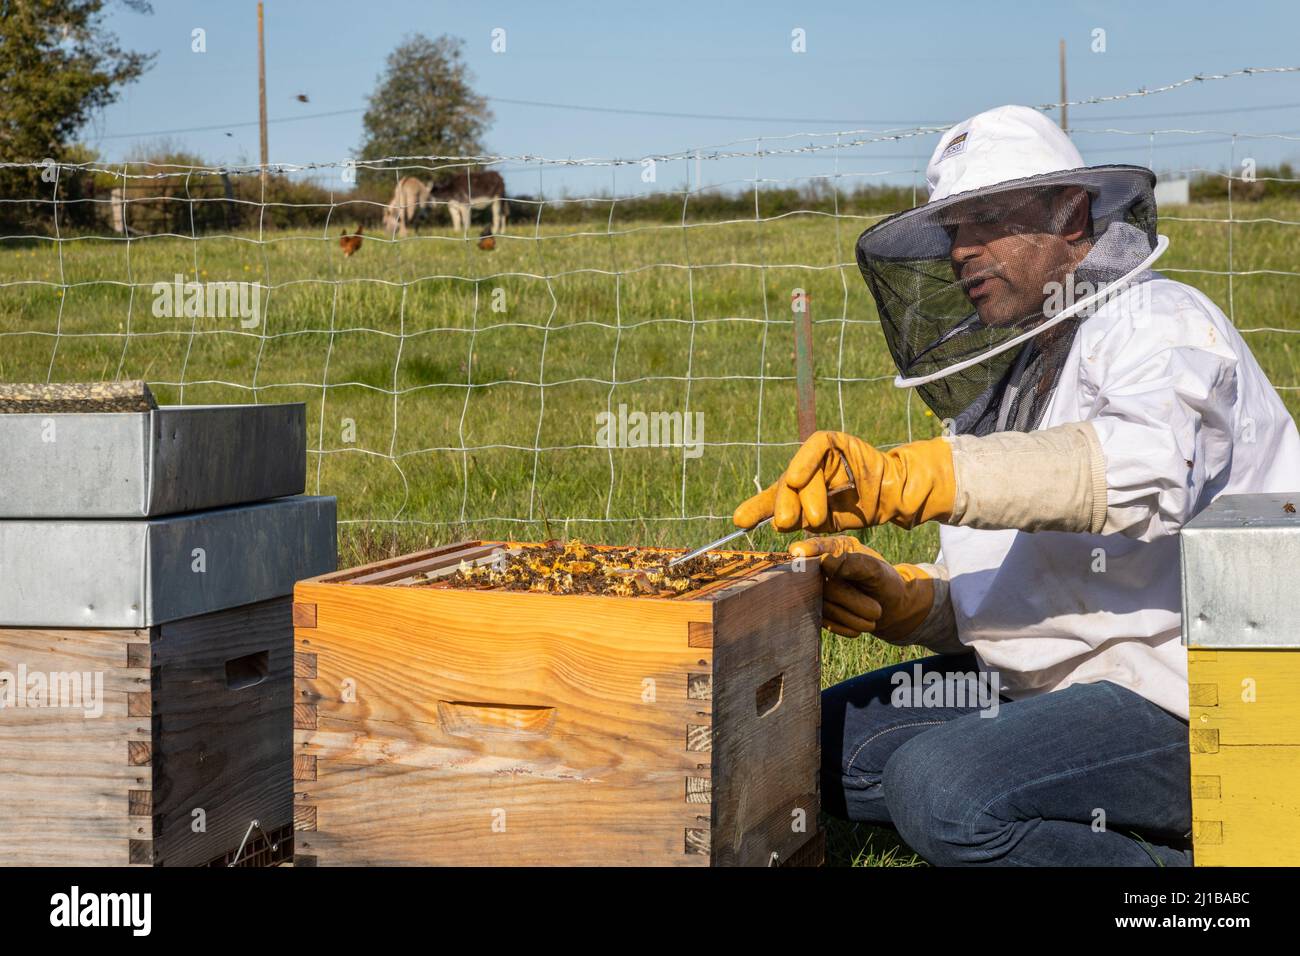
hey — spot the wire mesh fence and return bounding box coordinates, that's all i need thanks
[2,68,1298,548]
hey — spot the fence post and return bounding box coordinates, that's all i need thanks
[791,289,817,441]
[257,2,269,195]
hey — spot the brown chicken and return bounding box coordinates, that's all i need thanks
[477,225,495,252]
[339,226,363,257]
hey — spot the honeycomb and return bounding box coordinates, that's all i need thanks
[418,539,773,597]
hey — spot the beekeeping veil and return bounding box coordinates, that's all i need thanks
[855,105,1168,435]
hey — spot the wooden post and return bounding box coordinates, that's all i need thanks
[258,2,269,193]
[1059,38,1068,131]
[791,290,817,441]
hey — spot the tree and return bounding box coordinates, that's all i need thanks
[357,34,493,191]
[0,0,155,227]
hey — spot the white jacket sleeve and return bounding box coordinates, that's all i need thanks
[1080,284,1240,541]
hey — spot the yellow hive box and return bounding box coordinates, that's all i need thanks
[1187,649,1300,865]
[1181,493,1300,866]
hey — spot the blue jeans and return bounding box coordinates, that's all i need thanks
[822,653,1194,866]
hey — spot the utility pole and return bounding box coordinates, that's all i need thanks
[258,2,269,193]
[1058,38,1068,131]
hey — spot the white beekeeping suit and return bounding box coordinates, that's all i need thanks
[862,106,1300,720]
[736,105,1300,723]
[933,268,1300,720]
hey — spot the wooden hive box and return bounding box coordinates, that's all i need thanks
[1181,493,1300,866]
[0,495,335,866]
[293,540,823,866]
[0,598,295,866]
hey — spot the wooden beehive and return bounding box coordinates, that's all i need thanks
[0,598,295,866]
[292,540,823,866]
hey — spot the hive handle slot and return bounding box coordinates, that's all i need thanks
[437,700,557,738]
[224,650,270,690]
[755,673,784,717]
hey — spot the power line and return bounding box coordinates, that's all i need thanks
[90,101,947,143]
[88,95,1300,145]
[88,66,1300,144]
[486,96,940,125]
[91,107,366,141]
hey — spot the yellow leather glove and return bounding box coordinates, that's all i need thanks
[733,431,956,534]
[790,535,935,643]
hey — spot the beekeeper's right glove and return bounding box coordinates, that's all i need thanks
[737,422,1109,537]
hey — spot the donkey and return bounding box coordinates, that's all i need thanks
[381,176,435,238]
[429,170,507,235]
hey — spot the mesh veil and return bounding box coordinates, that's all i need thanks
[855,166,1159,436]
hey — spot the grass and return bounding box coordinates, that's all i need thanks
[2,199,1297,866]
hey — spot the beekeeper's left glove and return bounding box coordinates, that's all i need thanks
[789,535,936,643]
[733,431,955,533]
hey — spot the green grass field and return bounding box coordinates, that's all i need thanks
[2,199,1297,865]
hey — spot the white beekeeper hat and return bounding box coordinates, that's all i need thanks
[853,104,1169,434]
[864,104,1160,259]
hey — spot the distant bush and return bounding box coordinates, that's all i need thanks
[1190,163,1300,202]
[508,180,920,227]
[18,163,925,236]
[18,146,1298,237]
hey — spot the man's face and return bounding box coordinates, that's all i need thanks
[945,187,1090,327]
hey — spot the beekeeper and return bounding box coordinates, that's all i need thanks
[733,104,1300,866]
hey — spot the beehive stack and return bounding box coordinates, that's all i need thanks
[1181,493,1300,866]
[0,384,338,866]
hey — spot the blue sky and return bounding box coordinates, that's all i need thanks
[83,0,1300,197]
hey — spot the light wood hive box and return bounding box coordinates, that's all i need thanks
[292,540,823,866]
[0,598,294,866]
